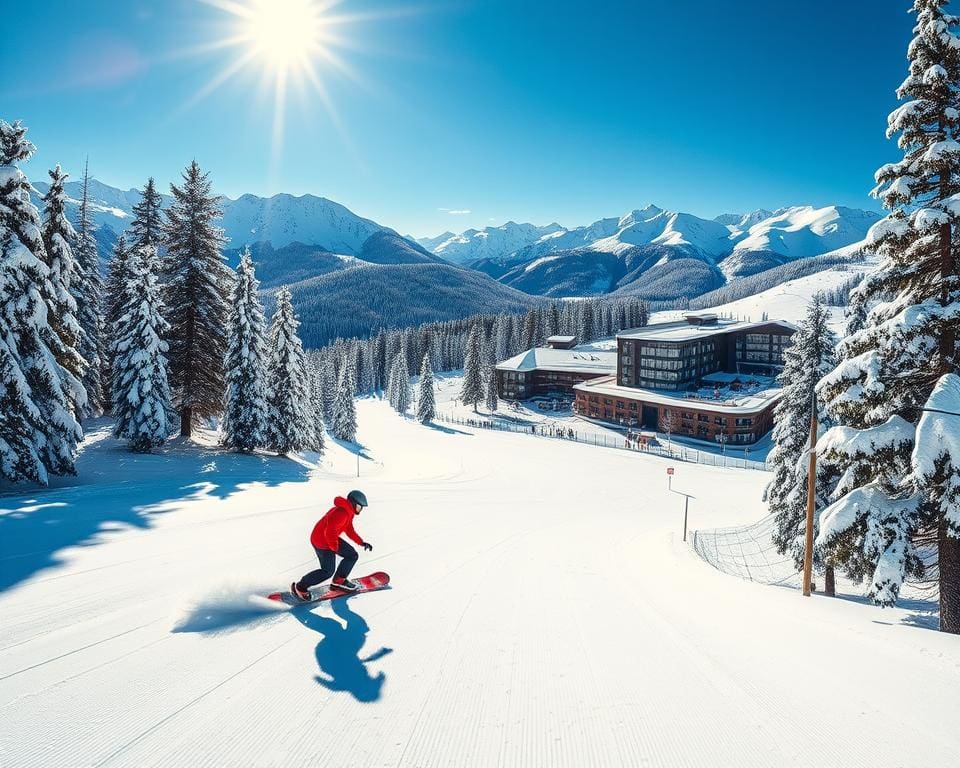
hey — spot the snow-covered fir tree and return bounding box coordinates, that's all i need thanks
[40,165,86,388]
[163,160,231,437]
[111,246,173,453]
[332,357,358,442]
[306,359,326,453]
[417,353,436,423]
[493,314,510,362]
[222,248,268,453]
[103,234,133,407]
[577,300,594,343]
[72,160,105,417]
[522,307,538,349]
[0,120,85,482]
[460,322,484,412]
[130,177,163,252]
[485,363,499,412]
[321,355,337,425]
[390,353,411,415]
[816,0,960,633]
[766,295,838,570]
[265,287,311,455]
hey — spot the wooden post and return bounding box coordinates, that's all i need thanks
[683,496,689,542]
[802,390,818,597]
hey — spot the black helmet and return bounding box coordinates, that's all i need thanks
[347,490,368,509]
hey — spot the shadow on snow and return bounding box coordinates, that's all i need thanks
[0,422,316,594]
[294,596,393,703]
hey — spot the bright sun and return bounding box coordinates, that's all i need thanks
[190,0,381,177]
[245,0,323,71]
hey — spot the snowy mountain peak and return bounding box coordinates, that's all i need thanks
[617,204,664,228]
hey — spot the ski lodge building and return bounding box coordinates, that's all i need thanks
[495,314,797,445]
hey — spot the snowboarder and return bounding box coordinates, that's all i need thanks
[292,490,373,601]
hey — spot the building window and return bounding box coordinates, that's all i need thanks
[715,416,725,425]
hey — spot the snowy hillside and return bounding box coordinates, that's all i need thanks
[652,255,877,332]
[2,396,956,767]
[274,262,540,347]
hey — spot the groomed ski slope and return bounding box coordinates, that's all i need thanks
[2,398,958,768]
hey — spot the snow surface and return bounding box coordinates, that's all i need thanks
[651,257,876,335]
[2,399,958,767]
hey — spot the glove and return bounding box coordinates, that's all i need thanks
[362,542,373,552]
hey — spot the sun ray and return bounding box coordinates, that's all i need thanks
[180,0,421,176]
[173,47,259,118]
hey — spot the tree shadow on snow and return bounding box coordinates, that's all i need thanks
[425,422,471,436]
[828,591,940,631]
[0,429,316,594]
[293,596,393,703]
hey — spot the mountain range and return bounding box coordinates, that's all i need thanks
[29,176,879,342]
[28,177,537,346]
[417,204,880,298]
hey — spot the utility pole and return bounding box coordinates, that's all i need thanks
[802,390,818,597]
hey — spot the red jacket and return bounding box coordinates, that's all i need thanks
[310,496,366,551]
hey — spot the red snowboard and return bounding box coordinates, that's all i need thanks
[268,571,390,606]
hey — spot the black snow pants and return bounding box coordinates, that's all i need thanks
[298,540,358,590]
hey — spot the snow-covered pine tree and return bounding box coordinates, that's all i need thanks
[321,355,337,425]
[816,0,960,633]
[391,353,411,415]
[163,160,231,437]
[485,363,499,412]
[460,323,484,412]
[417,353,436,423]
[371,330,387,393]
[522,307,538,349]
[544,302,560,340]
[494,315,510,362]
[482,325,496,370]
[265,287,311,455]
[40,165,86,388]
[0,120,85,481]
[577,300,594,343]
[223,248,268,452]
[130,177,163,252]
[332,357,358,441]
[766,295,838,570]
[306,359,326,453]
[510,314,523,355]
[72,160,105,417]
[103,234,132,407]
[111,246,173,452]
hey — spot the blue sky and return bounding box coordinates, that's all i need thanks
[2,0,912,237]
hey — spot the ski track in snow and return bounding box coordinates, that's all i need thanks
[2,398,959,767]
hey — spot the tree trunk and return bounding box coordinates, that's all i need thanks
[939,519,960,634]
[824,565,835,597]
[180,405,192,438]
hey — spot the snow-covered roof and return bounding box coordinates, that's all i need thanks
[496,345,616,374]
[547,335,576,343]
[617,318,797,343]
[573,375,783,415]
